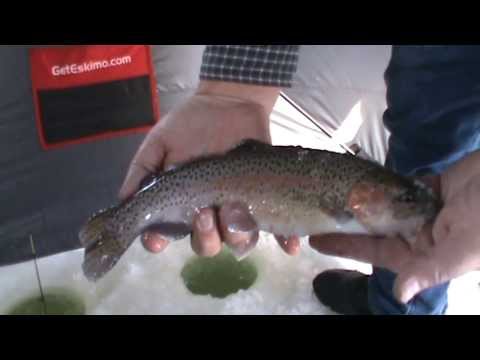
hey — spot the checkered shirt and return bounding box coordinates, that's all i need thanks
[200,45,300,87]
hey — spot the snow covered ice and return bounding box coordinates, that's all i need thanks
[1,231,480,315]
[0,233,344,315]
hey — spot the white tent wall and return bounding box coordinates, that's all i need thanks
[151,45,391,163]
[151,45,205,113]
[285,45,391,164]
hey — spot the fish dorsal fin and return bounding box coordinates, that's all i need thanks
[229,139,272,154]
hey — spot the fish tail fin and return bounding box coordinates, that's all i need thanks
[79,207,130,282]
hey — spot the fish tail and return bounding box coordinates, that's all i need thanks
[79,207,130,282]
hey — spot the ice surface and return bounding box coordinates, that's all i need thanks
[1,232,479,315]
[0,232,354,314]
[3,233,346,315]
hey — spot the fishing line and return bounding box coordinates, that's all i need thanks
[279,92,356,156]
[30,234,47,315]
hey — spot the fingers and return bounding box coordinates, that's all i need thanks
[308,233,421,303]
[119,134,166,200]
[141,231,170,253]
[191,208,223,257]
[216,203,303,258]
[393,259,450,304]
[308,229,455,304]
[218,202,259,260]
[191,203,261,260]
[393,214,474,303]
[309,233,412,271]
[275,235,301,255]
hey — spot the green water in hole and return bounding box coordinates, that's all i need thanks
[181,247,258,298]
[7,288,85,315]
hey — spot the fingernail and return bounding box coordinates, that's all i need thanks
[197,212,213,232]
[141,233,168,254]
[223,206,257,233]
[228,244,252,261]
[233,249,250,261]
[289,243,301,256]
[227,223,249,234]
[225,231,258,261]
[398,278,420,304]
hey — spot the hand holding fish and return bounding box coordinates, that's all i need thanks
[310,150,480,304]
[82,80,447,285]
[118,81,299,259]
[82,131,439,282]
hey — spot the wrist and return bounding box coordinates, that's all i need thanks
[196,80,280,117]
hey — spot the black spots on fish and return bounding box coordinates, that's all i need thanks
[288,188,308,203]
[248,158,258,170]
[191,171,201,182]
[301,164,312,176]
[122,202,133,214]
[224,163,234,173]
[270,160,278,171]
[331,182,343,199]
[322,171,332,183]
[318,192,339,212]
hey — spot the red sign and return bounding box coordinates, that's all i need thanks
[30,45,159,150]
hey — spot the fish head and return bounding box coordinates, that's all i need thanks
[347,174,441,244]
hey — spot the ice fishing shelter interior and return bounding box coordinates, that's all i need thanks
[2,45,478,315]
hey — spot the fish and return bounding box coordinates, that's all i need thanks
[79,139,441,282]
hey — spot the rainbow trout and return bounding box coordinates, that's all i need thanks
[80,140,441,282]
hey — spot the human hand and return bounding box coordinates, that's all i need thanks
[119,81,300,258]
[309,151,480,304]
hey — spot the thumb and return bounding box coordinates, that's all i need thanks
[119,135,166,200]
[393,260,447,304]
